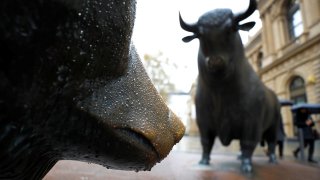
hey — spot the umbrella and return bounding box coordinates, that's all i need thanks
[291,103,320,114]
[279,99,294,106]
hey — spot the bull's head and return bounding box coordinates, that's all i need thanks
[0,0,185,179]
[179,0,256,77]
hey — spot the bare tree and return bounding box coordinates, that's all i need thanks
[143,52,177,102]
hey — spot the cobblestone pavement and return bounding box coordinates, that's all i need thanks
[44,136,320,180]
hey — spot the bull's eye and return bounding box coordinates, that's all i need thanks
[200,40,210,56]
[206,57,215,69]
[225,27,232,36]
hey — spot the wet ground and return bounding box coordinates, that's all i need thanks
[173,135,320,159]
[44,136,320,180]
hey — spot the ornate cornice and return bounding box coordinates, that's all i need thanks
[258,34,320,75]
[245,31,262,55]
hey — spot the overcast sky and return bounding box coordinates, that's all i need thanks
[132,0,261,92]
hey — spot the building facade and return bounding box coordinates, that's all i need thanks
[245,0,320,137]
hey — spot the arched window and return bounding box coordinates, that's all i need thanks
[257,51,263,69]
[287,0,303,39]
[289,76,307,104]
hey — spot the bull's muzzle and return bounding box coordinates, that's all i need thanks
[205,56,225,70]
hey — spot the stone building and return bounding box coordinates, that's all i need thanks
[245,0,320,137]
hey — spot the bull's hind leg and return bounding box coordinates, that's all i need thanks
[265,133,277,163]
[199,130,215,165]
[264,125,278,163]
[266,141,277,163]
[240,141,256,173]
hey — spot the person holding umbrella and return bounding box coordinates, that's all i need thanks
[293,108,317,163]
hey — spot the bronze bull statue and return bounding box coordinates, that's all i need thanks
[179,0,281,172]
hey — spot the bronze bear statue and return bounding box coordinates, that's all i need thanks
[0,0,185,179]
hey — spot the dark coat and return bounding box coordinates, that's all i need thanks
[294,112,315,139]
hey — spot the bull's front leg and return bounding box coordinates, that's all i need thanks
[199,129,215,165]
[240,141,257,173]
[195,91,216,165]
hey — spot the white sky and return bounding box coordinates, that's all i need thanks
[132,0,261,92]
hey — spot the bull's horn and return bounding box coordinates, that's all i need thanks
[179,12,198,33]
[234,0,257,23]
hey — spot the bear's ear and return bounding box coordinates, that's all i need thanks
[237,21,255,31]
[182,34,198,43]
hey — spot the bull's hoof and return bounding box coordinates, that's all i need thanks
[241,158,252,173]
[199,158,210,165]
[269,154,277,164]
[237,154,243,160]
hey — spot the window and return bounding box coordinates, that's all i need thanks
[289,76,307,137]
[257,51,263,69]
[289,76,307,104]
[287,0,303,39]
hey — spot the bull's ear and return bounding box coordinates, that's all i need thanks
[182,34,198,43]
[238,21,255,31]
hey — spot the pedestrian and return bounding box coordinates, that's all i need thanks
[276,116,286,159]
[293,108,317,163]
